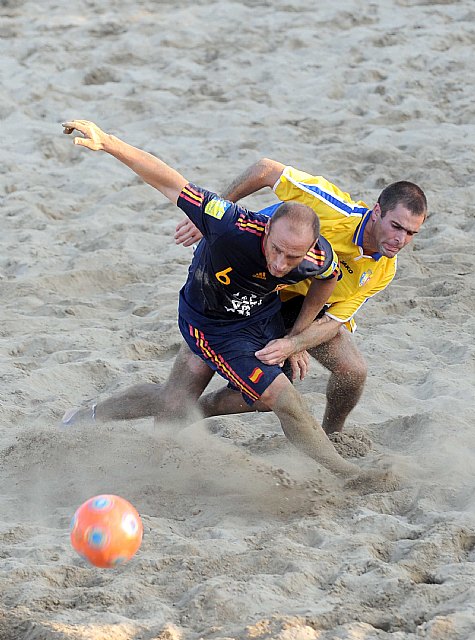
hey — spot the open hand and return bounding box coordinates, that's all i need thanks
[255,338,310,381]
[61,119,109,151]
[175,218,203,246]
[288,351,310,381]
[255,337,295,365]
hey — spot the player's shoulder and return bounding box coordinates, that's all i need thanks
[278,167,370,217]
[315,234,333,255]
[278,166,329,189]
[300,235,339,279]
[233,207,269,235]
[180,183,239,221]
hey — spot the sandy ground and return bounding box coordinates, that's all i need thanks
[1,0,475,638]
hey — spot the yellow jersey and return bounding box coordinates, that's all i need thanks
[273,167,397,332]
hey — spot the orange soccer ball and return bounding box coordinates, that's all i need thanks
[70,495,143,568]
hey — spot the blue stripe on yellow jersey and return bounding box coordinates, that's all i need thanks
[295,182,368,216]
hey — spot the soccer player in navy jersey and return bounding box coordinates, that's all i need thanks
[61,120,394,484]
[176,159,427,436]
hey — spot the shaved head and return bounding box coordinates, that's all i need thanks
[269,202,319,242]
[263,202,319,278]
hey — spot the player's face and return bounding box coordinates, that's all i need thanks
[370,203,425,258]
[264,219,315,278]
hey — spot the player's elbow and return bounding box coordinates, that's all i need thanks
[257,158,285,186]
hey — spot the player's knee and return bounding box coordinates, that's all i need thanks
[335,356,367,388]
[260,374,288,407]
[351,357,367,384]
[260,374,301,414]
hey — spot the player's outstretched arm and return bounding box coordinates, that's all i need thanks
[222,157,285,202]
[62,120,188,204]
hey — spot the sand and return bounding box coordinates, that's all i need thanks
[1,0,475,638]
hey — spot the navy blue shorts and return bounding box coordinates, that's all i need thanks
[179,313,285,405]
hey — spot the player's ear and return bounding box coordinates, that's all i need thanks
[372,203,381,219]
[265,221,270,235]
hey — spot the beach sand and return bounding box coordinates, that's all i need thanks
[1,0,475,638]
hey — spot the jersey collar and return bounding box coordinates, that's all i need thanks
[353,210,383,261]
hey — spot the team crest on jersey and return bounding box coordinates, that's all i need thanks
[205,198,231,220]
[224,292,262,316]
[359,269,373,287]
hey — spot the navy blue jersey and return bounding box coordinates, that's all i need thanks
[177,183,339,330]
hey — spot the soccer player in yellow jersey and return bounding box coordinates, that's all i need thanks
[175,159,427,435]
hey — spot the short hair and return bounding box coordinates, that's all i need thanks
[377,181,427,219]
[269,202,320,240]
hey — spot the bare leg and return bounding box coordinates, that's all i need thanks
[199,387,270,418]
[63,344,214,425]
[309,328,367,435]
[199,328,366,435]
[200,369,397,489]
[260,373,360,479]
